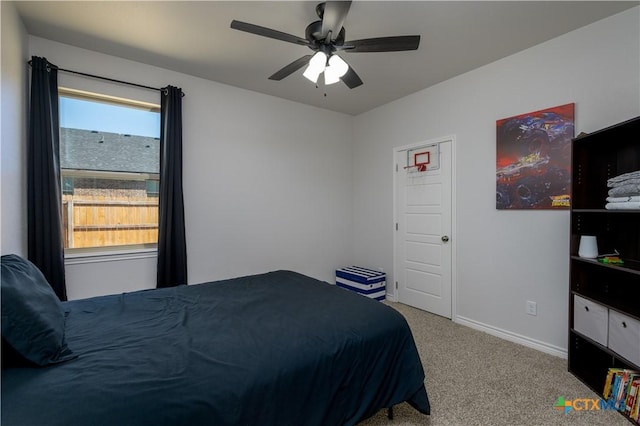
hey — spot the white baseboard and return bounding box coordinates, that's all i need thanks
[456,315,567,359]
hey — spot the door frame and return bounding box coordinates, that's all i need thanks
[392,135,457,321]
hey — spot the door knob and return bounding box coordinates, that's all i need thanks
[441,235,449,242]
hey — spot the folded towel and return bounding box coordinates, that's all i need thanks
[609,178,640,188]
[608,170,640,187]
[608,183,640,197]
[606,195,640,203]
[605,201,640,210]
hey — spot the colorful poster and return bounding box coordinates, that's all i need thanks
[496,103,574,209]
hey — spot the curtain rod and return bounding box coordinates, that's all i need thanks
[27,60,185,96]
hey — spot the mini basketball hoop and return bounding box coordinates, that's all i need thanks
[404,144,439,175]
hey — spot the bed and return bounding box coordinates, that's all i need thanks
[1,255,430,425]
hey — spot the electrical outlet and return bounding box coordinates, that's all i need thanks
[526,301,537,316]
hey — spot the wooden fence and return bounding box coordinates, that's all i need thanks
[62,199,158,248]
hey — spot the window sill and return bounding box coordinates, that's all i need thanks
[64,247,157,265]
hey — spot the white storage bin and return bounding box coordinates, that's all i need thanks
[573,295,608,346]
[608,310,640,367]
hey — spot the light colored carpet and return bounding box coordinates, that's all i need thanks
[358,302,628,426]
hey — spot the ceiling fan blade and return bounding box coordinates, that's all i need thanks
[231,20,310,46]
[341,66,363,89]
[268,55,313,81]
[342,35,420,52]
[321,1,352,41]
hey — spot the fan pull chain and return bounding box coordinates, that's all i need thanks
[313,82,327,97]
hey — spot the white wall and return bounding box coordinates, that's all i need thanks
[1,1,28,256]
[353,7,640,355]
[28,37,354,299]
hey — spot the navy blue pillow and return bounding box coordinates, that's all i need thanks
[1,254,75,366]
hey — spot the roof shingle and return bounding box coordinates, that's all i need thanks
[60,128,159,174]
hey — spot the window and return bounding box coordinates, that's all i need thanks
[62,176,74,195]
[145,179,160,197]
[59,88,161,252]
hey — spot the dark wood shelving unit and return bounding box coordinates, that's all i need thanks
[568,116,640,423]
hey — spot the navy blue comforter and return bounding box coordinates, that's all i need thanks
[2,270,430,425]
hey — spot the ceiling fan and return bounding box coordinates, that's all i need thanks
[230,1,420,89]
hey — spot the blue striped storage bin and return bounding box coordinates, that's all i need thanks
[335,266,386,301]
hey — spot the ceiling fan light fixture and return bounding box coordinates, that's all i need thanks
[303,68,322,84]
[231,1,421,90]
[303,51,327,83]
[324,69,340,85]
[324,54,349,85]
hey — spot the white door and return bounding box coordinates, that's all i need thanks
[394,139,453,318]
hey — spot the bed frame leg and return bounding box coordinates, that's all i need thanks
[387,406,394,420]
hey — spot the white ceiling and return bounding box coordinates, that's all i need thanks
[14,1,638,115]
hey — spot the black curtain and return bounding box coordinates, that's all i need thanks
[157,86,188,288]
[27,56,67,301]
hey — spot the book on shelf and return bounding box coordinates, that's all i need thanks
[630,378,640,423]
[634,381,640,424]
[604,368,625,400]
[624,377,640,416]
[603,368,640,422]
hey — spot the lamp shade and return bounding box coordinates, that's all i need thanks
[324,54,349,85]
[578,235,598,259]
[303,52,327,83]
